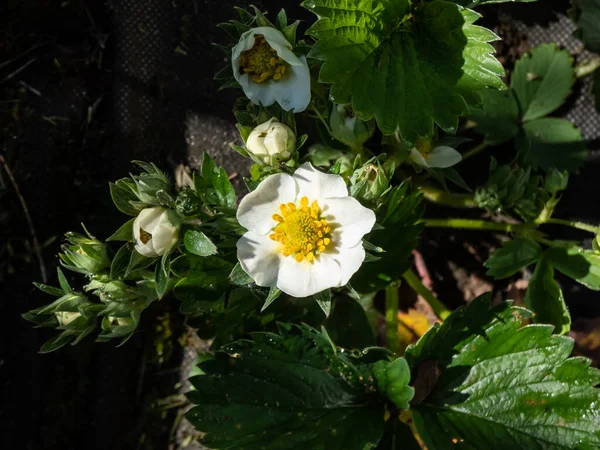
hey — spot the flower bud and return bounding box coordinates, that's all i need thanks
[246,118,296,165]
[55,311,81,327]
[133,207,181,257]
[350,161,391,203]
[60,231,111,275]
[329,104,375,148]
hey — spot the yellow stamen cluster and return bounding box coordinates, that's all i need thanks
[270,196,333,263]
[415,138,432,159]
[240,34,287,83]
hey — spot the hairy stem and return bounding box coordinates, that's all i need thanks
[403,269,450,320]
[418,183,477,208]
[461,141,488,161]
[545,217,600,234]
[385,283,400,355]
[421,218,531,233]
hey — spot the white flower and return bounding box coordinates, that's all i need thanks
[133,207,180,258]
[236,162,376,297]
[246,118,296,165]
[55,311,81,326]
[409,145,462,169]
[232,27,311,112]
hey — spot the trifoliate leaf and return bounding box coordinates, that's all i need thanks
[468,88,519,144]
[184,230,218,257]
[518,118,588,173]
[573,0,600,52]
[511,43,575,122]
[484,237,542,279]
[372,358,414,409]
[407,294,600,450]
[304,0,504,144]
[525,254,571,334]
[546,246,600,290]
[186,324,388,450]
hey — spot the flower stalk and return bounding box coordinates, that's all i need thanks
[385,283,400,355]
[402,269,451,321]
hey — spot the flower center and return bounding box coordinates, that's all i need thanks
[240,34,287,83]
[270,196,333,263]
[139,227,152,244]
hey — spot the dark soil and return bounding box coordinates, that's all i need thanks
[1,1,599,449]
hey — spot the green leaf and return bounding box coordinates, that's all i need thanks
[456,8,505,105]
[109,180,139,216]
[468,88,519,144]
[186,324,387,450]
[518,118,588,173]
[106,218,134,242]
[40,332,76,354]
[125,248,155,277]
[261,287,282,312]
[110,244,131,279]
[372,357,414,409]
[574,0,600,52]
[511,43,574,122]
[484,237,542,279]
[352,183,424,292]
[56,267,73,294]
[155,253,171,299]
[184,229,218,256]
[546,246,600,290]
[525,254,571,335]
[172,255,233,309]
[195,154,237,208]
[313,289,332,317]
[324,295,375,349]
[304,0,503,144]
[229,262,254,286]
[408,294,600,449]
[34,282,66,297]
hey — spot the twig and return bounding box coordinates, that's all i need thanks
[0,58,37,84]
[0,154,47,282]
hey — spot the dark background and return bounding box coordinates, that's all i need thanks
[0,0,598,449]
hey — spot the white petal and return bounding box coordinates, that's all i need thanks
[258,27,302,66]
[276,254,341,297]
[409,148,428,168]
[237,231,282,287]
[151,222,179,256]
[293,162,348,200]
[237,173,297,235]
[332,244,366,285]
[238,73,277,107]
[271,56,311,112]
[425,146,462,168]
[134,242,158,258]
[323,197,376,248]
[232,29,259,62]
